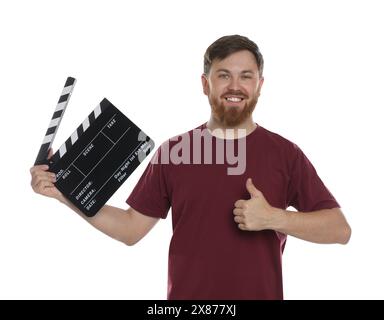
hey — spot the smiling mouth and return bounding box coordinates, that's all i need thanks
[225,97,244,102]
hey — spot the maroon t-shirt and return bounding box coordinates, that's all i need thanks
[126,123,339,300]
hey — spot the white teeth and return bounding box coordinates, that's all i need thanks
[226,97,242,102]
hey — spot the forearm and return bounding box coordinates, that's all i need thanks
[269,208,351,244]
[60,197,133,245]
[30,164,152,245]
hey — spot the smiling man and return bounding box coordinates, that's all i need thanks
[30,35,351,300]
[203,49,263,130]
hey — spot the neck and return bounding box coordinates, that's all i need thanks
[206,115,257,139]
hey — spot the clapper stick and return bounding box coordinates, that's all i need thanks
[34,77,76,165]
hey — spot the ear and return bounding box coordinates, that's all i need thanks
[256,76,264,97]
[201,73,209,96]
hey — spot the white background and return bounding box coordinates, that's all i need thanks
[1,0,383,299]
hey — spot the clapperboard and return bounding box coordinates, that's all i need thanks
[34,77,155,216]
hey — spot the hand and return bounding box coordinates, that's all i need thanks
[233,178,278,231]
[30,148,65,202]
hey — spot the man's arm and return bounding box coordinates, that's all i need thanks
[267,207,350,244]
[63,200,159,246]
[30,163,159,246]
[233,178,351,244]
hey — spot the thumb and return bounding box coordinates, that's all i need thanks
[246,178,260,198]
[47,148,54,160]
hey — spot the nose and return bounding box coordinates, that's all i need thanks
[228,76,241,91]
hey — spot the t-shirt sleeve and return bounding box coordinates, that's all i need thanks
[126,147,171,219]
[286,144,340,212]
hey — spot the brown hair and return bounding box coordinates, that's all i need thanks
[203,35,264,76]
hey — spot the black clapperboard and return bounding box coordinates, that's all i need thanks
[34,77,155,216]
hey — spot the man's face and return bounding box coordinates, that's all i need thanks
[202,50,264,127]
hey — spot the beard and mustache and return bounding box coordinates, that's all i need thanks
[208,89,258,127]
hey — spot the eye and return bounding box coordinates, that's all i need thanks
[241,74,253,80]
[218,73,230,79]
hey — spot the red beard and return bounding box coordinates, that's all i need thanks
[209,93,258,127]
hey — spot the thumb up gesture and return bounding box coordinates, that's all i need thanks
[233,178,278,231]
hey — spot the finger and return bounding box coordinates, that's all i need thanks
[246,178,262,198]
[33,180,55,194]
[30,164,50,174]
[41,186,61,199]
[234,216,244,224]
[31,170,56,183]
[234,199,246,208]
[44,186,63,198]
[238,223,248,231]
[47,148,54,160]
[233,208,243,216]
[31,171,56,188]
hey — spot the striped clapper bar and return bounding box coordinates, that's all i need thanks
[35,77,155,216]
[34,77,76,165]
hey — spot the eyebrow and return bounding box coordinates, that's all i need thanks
[215,69,255,74]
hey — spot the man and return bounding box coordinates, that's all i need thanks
[30,35,351,300]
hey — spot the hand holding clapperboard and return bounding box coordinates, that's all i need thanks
[34,77,155,216]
